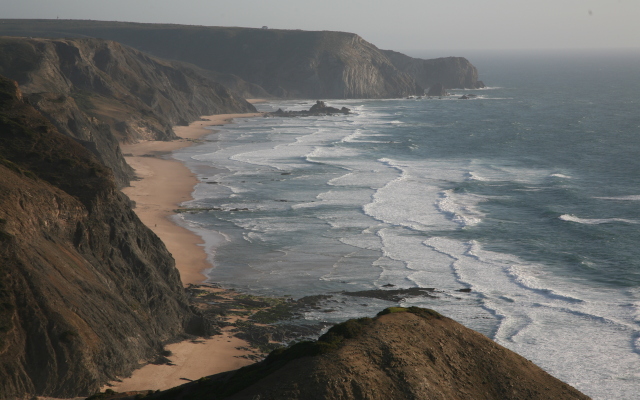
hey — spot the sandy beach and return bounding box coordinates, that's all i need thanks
[109,112,262,391]
[121,113,262,285]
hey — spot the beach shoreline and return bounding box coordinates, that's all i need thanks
[108,111,263,391]
[121,112,262,285]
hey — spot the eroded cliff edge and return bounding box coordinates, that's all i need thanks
[0,20,484,99]
[0,76,209,399]
[0,36,256,186]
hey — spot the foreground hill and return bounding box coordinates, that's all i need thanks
[150,308,589,400]
[0,76,210,398]
[0,36,255,186]
[0,19,484,99]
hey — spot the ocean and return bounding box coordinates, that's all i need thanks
[173,49,640,399]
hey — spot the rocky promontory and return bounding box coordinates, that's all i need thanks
[383,49,485,90]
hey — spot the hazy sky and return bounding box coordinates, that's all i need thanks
[3,0,639,52]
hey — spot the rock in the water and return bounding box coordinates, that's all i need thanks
[267,101,351,117]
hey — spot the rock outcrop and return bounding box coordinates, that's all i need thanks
[0,76,206,399]
[0,36,256,186]
[151,307,590,400]
[382,49,485,90]
[268,101,350,117]
[0,21,426,99]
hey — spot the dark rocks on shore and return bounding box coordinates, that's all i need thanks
[267,101,351,118]
[342,287,438,302]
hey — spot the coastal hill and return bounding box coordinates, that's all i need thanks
[151,308,590,400]
[0,75,212,398]
[0,20,484,99]
[0,36,255,186]
[382,49,484,91]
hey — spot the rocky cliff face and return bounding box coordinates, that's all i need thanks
[154,308,590,400]
[383,49,485,90]
[0,36,256,186]
[0,21,428,99]
[25,91,135,188]
[0,76,205,399]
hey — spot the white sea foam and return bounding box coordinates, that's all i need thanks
[469,86,503,90]
[463,162,554,184]
[550,173,572,179]
[174,98,640,399]
[594,195,640,201]
[436,189,486,227]
[559,214,639,225]
[421,236,640,399]
[465,171,490,181]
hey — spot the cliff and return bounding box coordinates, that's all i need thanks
[151,308,589,400]
[0,36,256,186]
[0,20,430,99]
[0,76,207,399]
[382,49,485,90]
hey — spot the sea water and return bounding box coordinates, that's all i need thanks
[173,49,640,399]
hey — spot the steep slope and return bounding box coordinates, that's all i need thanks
[0,76,206,398]
[182,65,273,100]
[0,20,426,98]
[26,90,134,188]
[382,49,485,90]
[0,36,256,186]
[154,308,590,400]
